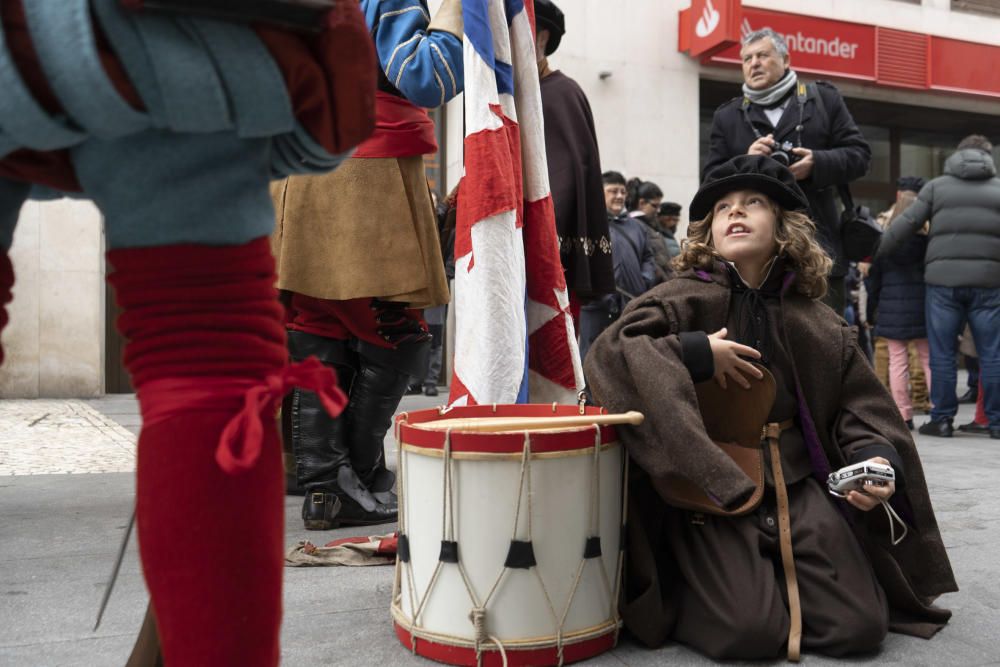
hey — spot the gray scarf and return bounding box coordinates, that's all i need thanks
[743,69,798,107]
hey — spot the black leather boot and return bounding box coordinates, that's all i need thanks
[346,339,431,514]
[293,379,398,527]
[302,490,342,530]
[287,332,402,526]
[286,331,359,529]
[329,465,398,526]
[281,393,305,496]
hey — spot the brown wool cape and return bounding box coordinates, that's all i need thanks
[584,265,957,646]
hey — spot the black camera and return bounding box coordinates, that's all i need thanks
[770,140,802,167]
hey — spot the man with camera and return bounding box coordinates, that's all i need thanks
[704,28,871,313]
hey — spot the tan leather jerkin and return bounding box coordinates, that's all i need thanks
[653,363,776,516]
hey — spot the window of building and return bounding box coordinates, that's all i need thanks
[900,130,956,181]
[952,0,1000,17]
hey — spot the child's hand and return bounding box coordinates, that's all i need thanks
[846,456,896,511]
[707,328,763,389]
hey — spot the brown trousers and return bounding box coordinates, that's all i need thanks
[666,478,889,660]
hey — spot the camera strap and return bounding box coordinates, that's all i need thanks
[882,499,908,546]
[829,480,909,546]
[740,81,808,148]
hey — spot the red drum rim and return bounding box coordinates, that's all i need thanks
[396,405,618,455]
[393,621,618,667]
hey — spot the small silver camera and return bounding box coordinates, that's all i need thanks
[827,461,894,498]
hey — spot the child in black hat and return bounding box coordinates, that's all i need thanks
[585,155,955,661]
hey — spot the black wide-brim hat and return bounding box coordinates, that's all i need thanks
[690,155,810,221]
[535,0,565,55]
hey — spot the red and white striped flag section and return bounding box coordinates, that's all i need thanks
[448,0,583,407]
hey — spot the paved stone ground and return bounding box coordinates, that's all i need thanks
[0,400,135,475]
[1,385,998,666]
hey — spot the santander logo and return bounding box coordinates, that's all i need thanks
[695,0,721,38]
[741,17,860,60]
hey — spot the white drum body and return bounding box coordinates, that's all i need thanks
[391,405,625,667]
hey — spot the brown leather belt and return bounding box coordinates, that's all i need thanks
[764,418,801,662]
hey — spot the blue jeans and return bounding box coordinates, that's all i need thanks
[926,285,1000,428]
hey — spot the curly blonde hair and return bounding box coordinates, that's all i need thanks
[672,198,833,299]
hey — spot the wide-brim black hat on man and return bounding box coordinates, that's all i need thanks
[690,155,810,221]
[534,0,565,55]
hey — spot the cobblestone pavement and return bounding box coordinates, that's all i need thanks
[0,400,136,475]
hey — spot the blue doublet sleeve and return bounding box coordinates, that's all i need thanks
[365,0,463,108]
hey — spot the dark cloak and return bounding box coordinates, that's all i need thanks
[585,265,957,646]
[540,70,614,300]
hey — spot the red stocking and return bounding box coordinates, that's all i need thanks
[107,238,345,666]
[0,252,12,366]
[976,379,987,426]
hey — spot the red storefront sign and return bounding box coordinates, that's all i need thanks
[931,37,1000,98]
[679,2,1000,100]
[678,0,742,57]
[709,9,876,82]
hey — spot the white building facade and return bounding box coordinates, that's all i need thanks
[4,0,1000,397]
[2,200,105,398]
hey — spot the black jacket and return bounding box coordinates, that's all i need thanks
[866,233,928,340]
[878,149,1000,288]
[583,211,656,314]
[704,81,871,277]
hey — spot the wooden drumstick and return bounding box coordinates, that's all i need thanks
[416,410,645,432]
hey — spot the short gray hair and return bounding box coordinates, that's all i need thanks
[741,28,789,59]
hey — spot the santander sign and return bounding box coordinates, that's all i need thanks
[683,1,1000,98]
[742,17,860,60]
[707,8,877,81]
[696,0,722,38]
[680,0,742,57]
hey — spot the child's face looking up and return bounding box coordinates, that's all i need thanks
[710,189,779,271]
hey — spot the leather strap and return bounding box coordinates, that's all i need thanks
[765,419,802,662]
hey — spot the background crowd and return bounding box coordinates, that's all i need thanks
[402,7,1000,444]
[538,22,1000,442]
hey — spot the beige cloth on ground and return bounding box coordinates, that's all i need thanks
[285,535,396,567]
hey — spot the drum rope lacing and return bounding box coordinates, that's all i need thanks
[392,413,627,665]
[393,412,430,657]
